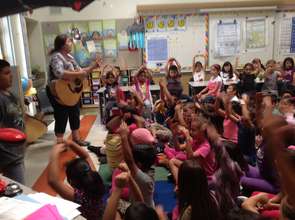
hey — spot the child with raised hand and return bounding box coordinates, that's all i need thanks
[282,57,294,83]
[165,58,183,99]
[238,63,256,96]
[103,172,167,220]
[252,58,265,79]
[133,66,153,118]
[196,64,222,100]
[117,122,156,207]
[48,140,105,220]
[262,60,281,96]
[103,65,126,124]
[191,55,205,82]
[169,117,217,186]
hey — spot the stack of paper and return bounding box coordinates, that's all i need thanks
[25,204,63,220]
[27,193,81,220]
[0,197,42,220]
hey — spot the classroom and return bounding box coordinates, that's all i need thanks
[0,0,295,219]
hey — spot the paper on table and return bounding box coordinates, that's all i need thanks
[0,197,42,220]
[25,204,63,220]
[28,193,80,220]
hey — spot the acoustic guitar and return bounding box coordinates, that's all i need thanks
[49,77,85,106]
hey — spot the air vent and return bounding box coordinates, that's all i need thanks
[49,7,62,15]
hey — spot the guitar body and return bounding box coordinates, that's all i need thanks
[50,78,83,106]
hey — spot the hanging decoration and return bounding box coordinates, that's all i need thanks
[176,15,187,31]
[156,16,167,32]
[145,16,156,33]
[167,15,176,31]
[127,17,145,51]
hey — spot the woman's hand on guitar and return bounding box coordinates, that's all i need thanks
[94,57,103,68]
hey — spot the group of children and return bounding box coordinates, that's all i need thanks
[1,53,295,220]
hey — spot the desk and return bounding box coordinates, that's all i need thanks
[97,85,160,123]
[189,79,265,96]
[0,175,85,220]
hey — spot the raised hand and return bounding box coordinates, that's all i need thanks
[115,172,129,189]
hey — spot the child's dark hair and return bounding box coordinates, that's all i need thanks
[252,58,266,70]
[132,147,156,171]
[214,145,242,218]
[114,66,121,72]
[243,63,254,71]
[66,158,105,198]
[105,71,115,79]
[222,140,249,172]
[283,57,294,71]
[0,59,10,72]
[212,64,221,73]
[125,202,159,220]
[167,65,181,79]
[222,61,234,79]
[195,61,203,68]
[178,159,220,220]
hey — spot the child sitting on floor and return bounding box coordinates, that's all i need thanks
[196,64,222,100]
[48,141,105,220]
[133,66,153,120]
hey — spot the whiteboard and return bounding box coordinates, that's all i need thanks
[209,11,275,67]
[145,15,206,71]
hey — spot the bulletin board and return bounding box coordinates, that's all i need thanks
[209,11,276,67]
[145,15,207,72]
[41,19,142,70]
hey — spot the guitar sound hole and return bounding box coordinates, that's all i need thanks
[74,78,82,85]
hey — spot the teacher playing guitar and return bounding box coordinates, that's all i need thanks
[46,34,100,145]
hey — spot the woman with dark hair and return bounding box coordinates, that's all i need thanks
[176,159,220,220]
[47,34,100,145]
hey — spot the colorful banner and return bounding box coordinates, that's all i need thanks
[176,15,187,31]
[167,15,176,31]
[145,16,156,32]
[156,16,167,32]
[102,20,116,39]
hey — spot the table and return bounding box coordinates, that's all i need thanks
[189,79,265,96]
[97,85,160,122]
[0,175,85,220]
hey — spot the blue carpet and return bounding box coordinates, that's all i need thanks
[154,180,177,213]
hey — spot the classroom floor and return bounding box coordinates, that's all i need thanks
[24,108,106,188]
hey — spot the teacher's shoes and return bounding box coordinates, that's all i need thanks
[73,139,91,146]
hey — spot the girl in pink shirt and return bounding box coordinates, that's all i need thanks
[196,64,222,100]
[168,117,217,186]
